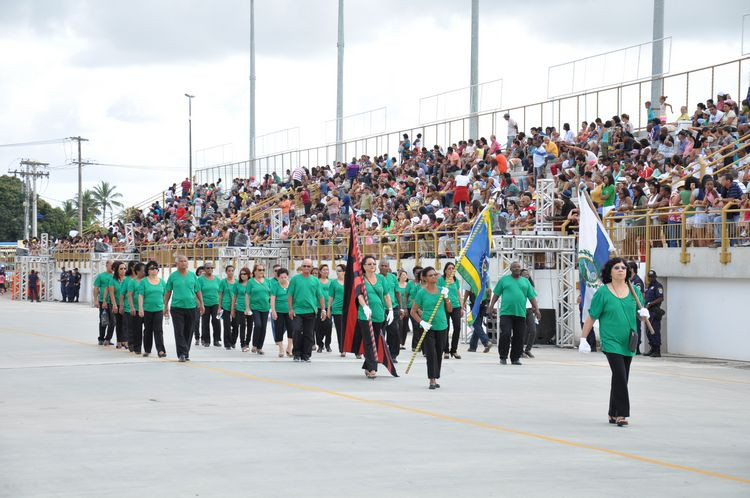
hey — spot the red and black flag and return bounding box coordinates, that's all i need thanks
[341,215,398,377]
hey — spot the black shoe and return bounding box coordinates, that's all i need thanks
[483,344,492,353]
[214,341,222,347]
[650,351,661,357]
[293,356,301,362]
[326,346,332,352]
[194,339,200,346]
[158,352,167,358]
[429,384,437,390]
[499,358,507,365]
[225,347,232,351]
[511,360,523,365]
[98,340,104,345]
[524,351,535,358]
[303,358,311,363]
[185,357,190,361]
[392,359,398,363]
[178,356,186,362]
[467,348,477,352]
[435,383,441,388]
[316,346,323,353]
[355,354,362,359]
[142,353,149,357]
[644,350,653,357]
[400,346,406,350]
[231,345,236,349]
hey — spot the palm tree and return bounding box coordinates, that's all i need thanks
[91,181,123,226]
[71,190,100,226]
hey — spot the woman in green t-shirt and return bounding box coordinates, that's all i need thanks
[405,266,423,351]
[315,264,333,353]
[247,264,272,355]
[198,263,221,347]
[394,269,409,348]
[109,261,128,349]
[357,256,394,379]
[192,267,205,346]
[270,268,293,357]
[581,258,649,427]
[126,263,145,354]
[138,261,167,358]
[327,264,347,357]
[410,266,452,389]
[233,267,251,352]
[218,266,238,350]
[438,262,463,360]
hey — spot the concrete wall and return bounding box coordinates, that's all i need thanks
[651,247,750,361]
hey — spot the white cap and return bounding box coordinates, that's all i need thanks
[431,199,440,208]
[411,216,420,223]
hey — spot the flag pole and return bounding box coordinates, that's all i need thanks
[581,191,655,336]
[404,293,446,375]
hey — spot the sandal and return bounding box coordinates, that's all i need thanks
[608,416,616,424]
[615,417,628,426]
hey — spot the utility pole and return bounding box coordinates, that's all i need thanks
[185,94,195,186]
[69,136,90,233]
[469,0,479,139]
[9,160,49,240]
[249,0,256,177]
[651,0,665,114]
[335,0,344,164]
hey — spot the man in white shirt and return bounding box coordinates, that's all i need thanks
[504,113,519,149]
[708,106,724,125]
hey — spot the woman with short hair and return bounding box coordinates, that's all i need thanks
[410,266,452,389]
[270,268,293,357]
[138,261,167,358]
[247,264,272,355]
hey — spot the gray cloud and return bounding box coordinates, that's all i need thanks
[106,96,157,123]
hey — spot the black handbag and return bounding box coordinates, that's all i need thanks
[99,309,110,327]
[627,329,638,353]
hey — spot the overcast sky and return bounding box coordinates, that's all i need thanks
[1,0,749,211]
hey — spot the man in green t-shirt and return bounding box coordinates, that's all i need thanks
[165,255,205,362]
[288,259,326,362]
[93,260,114,345]
[379,259,400,359]
[489,262,541,365]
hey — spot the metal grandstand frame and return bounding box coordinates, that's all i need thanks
[90,252,140,282]
[14,233,54,301]
[218,246,290,274]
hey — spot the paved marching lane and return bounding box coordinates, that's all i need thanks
[1,299,749,497]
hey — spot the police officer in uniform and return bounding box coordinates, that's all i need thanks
[60,267,69,302]
[644,270,664,357]
[627,261,645,354]
[67,268,79,302]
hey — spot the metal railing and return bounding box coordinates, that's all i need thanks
[194,57,749,185]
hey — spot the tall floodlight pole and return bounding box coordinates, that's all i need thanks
[650,0,664,114]
[469,0,479,139]
[335,0,344,164]
[185,94,195,185]
[249,0,256,177]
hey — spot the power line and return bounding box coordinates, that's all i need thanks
[0,138,68,148]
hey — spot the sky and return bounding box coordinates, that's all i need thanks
[1,0,749,212]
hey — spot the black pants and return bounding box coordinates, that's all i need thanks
[171,307,196,359]
[66,285,76,302]
[315,313,333,348]
[98,306,112,341]
[292,313,316,360]
[104,307,116,342]
[251,311,270,350]
[605,353,632,418]
[524,309,537,353]
[192,308,201,341]
[648,318,662,349]
[222,310,238,347]
[423,328,447,379]
[239,312,249,348]
[332,314,344,352]
[399,313,409,346]
[129,313,143,353]
[358,319,384,372]
[114,313,125,343]
[201,304,221,344]
[273,312,294,342]
[143,310,165,354]
[61,284,67,302]
[499,315,526,362]
[410,317,422,350]
[28,286,39,301]
[444,307,461,354]
[385,309,400,358]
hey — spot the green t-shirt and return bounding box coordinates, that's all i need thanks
[318,278,331,309]
[112,277,128,307]
[395,282,408,309]
[679,189,693,217]
[492,275,537,318]
[414,287,449,330]
[124,277,141,313]
[247,278,272,312]
[357,274,387,323]
[288,274,323,315]
[198,275,220,307]
[234,282,249,312]
[166,271,199,309]
[94,271,112,303]
[272,281,290,313]
[588,285,643,357]
[381,272,397,305]
[328,279,345,315]
[601,184,615,207]
[138,278,166,312]
[219,279,236,311]
[437,276,461,307]
[406,280,420,308]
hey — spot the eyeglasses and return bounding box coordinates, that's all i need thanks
[612,265,627,270]
[257,268,265,271]
[148,267,158,271]
[301,265,311,268]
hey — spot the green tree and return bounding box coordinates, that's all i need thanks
[72,190,101,226]
[0,175,26,240]
[37,199,75,239]
[91,181,123,226]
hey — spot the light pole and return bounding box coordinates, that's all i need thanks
[185,93,195,185]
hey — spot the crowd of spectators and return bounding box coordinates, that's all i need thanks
[49,90,750,257]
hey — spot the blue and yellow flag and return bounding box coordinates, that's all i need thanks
[456,207,493,325]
